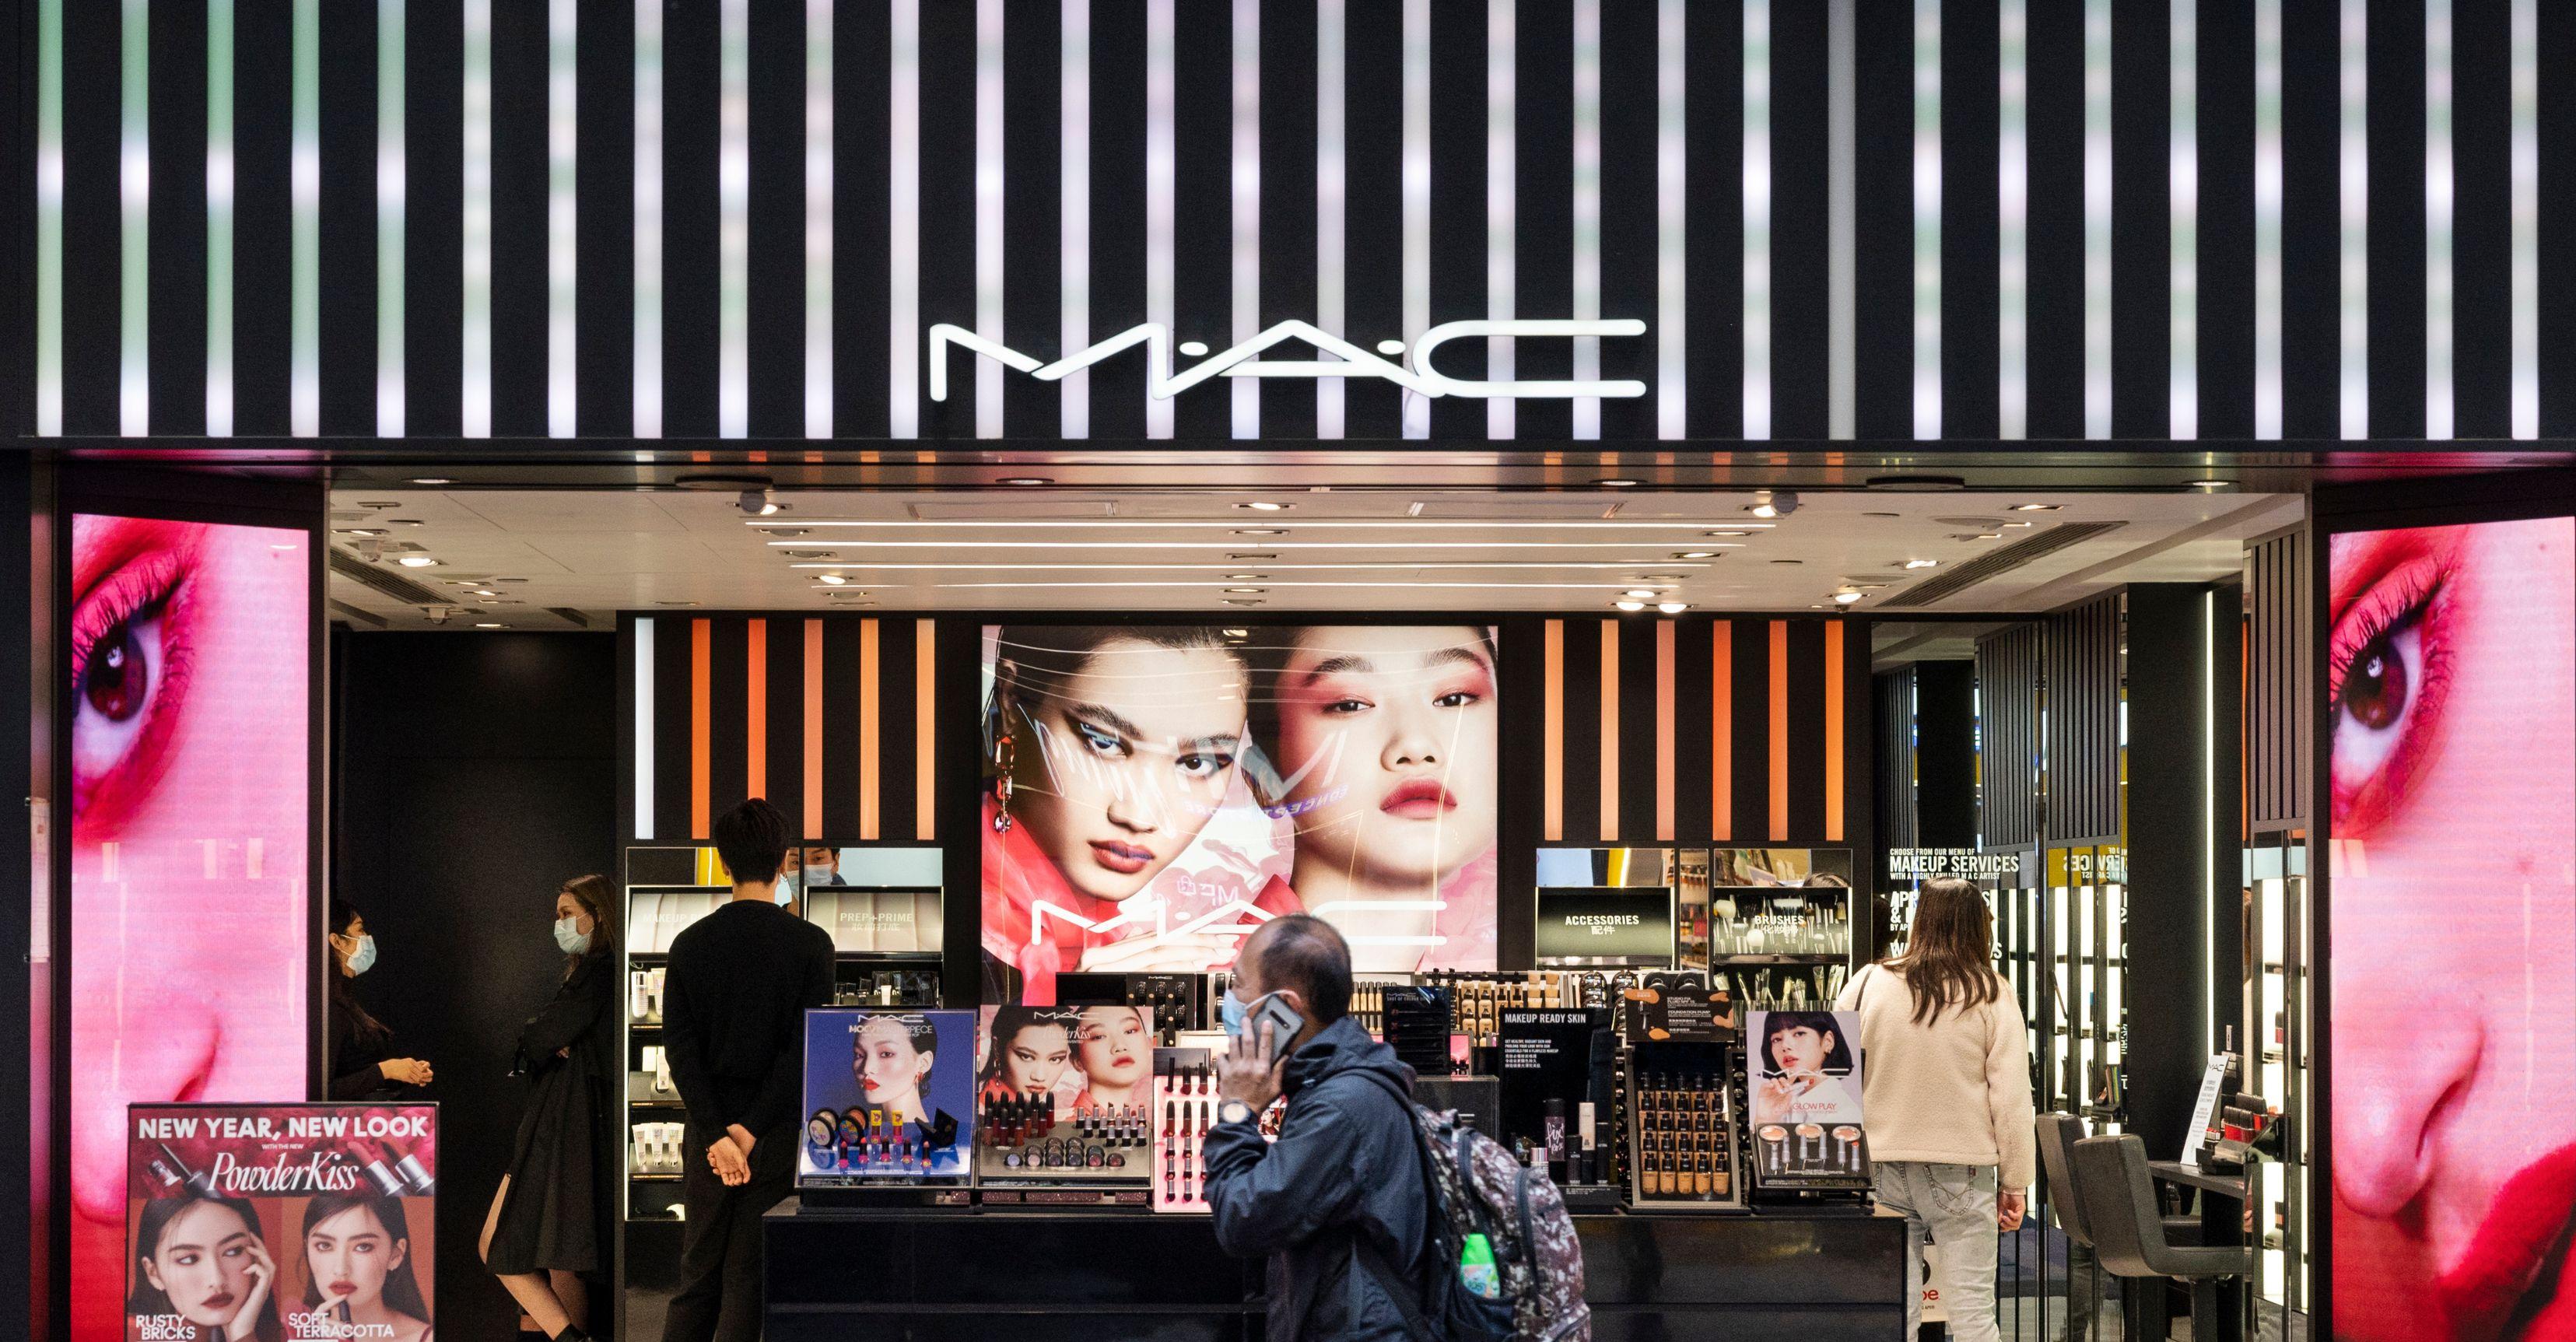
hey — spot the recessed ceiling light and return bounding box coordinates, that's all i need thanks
[1656,602,1689,614]
[1972,532,2003,540]
[2003,520,2035,527]
[394,555,440,568]
[409,477,454,485]
[1613,600,1646,612]
[1748,503,1780,519]
[1224,573,1267,580]
[1222,598,1263,606]
[478,598,506,605]
[334,527,387,537]
[1235,501,1293,511]
[762,527,811,538]
[1705,530,1753,538]
[1903,559,1939,569]
[475,622,507,629]
[1233,527,1289,537]
[2011,503,2063,511]
[1622,589,1658,599]
[818,574,850,585]
[1228,552,1279,560]
[1833,590,1865,604]
[1221,628,1251,637]
[471,587,500,596]
[1674,551,1719,559]
[1595,478,1641,488]
[1747,491,1800,518]
[2185,479,2233,490]
[999,477,1053,486]
[1223,587,1267,594]
[780,549,836,559]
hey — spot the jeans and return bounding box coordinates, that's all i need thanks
[1873,1160,2001,1342]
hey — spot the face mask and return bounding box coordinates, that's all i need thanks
[1219,990,1249,1037]
[554,916,593,955]
[808,862,836,885]
[343,934,378,976]
[1221,990,1300,1042]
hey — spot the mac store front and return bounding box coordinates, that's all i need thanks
[9,5,2576,1342]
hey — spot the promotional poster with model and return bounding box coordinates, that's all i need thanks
[799,1011,976,1186]
[974,1004,1160,1117]
[979,624,1502,1001]
[2328,517,2576,1341]
[1747,1009,1868,1184]
[124,1104,437,1342]
[73,517,313,1342]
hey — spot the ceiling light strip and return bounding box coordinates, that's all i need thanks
[2339,0,2367,440]
[776,540,1744,550]
[35,0,58,434]
[380,0,406,436]
[2511,0,2537,437]
[120,0,147,434]
[761,518,1773,529]
[1231,0,1260,439]
[634,0,664,435]
[1316,0,1344,439]
[1401,0,1430,438]
[790,561,1717,571]
[2425,0,2452,440]
[464,0,491,434]
[292,0,319,434]
[1060,0,1089,438]
[887,0,919,437]
[1913,0,1940,440]
[1146,0,1176,440]
[719,0,750,437]
[804,0,832,437]
[932,581,1677,590]
[207,0,233,434]
[2254,0,2280,437]
[1658,0,1688,439]
[2169,0,2195,440]
[1572,0,1601,440]
[976,0,1005,438]
[1998,0,2024,440]
[1486,0,1515,441]
[550,0,578,435]
[2083,0,2109,440]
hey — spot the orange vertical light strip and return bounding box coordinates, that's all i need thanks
[746,618,769,798]
[802,621,825,836]
[1824,620,1845,841]
[1599,620,1621,840]
[1543,621,1565,841]
[1711,622,1733,839]
[1768,620,1789,842]
[859,619,881,840]
[1655,620,1676,841]
[690,619,712,839]
[915,619,938,840]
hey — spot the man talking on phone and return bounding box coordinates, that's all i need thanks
[1206,915,1432,1341]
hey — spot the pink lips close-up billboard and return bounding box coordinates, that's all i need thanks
[2327,517,2576,1340]
[978,625,1501,1002]
[66,517,313,1342]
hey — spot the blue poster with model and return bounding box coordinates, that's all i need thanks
[797,1009,976,1187]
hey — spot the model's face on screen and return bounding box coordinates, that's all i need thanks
[2330,520,2576,1340]
[1000,1025,1072,1094]
[305,1206,400,1314]
[1769,1026,1830,1077]
[145,1201,262,1324]
[1076,1007,1148,1088]
[1269,626,1498,885]
[856,1020,930,1108]
[1006,639,1249,902]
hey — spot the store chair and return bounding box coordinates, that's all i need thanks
[2072,1134,2252,1342]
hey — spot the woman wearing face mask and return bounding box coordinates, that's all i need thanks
[326,899,433,1100]
[300,1196,432,1342]
[127,1193,281,1342]
[478,876,619,1342]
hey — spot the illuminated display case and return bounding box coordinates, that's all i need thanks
[2245,832,2311,1319]
[621,844,734,1220]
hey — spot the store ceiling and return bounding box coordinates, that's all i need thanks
[323,486,2302,630]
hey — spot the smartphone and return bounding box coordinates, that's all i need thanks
[1244,992,1306,1051]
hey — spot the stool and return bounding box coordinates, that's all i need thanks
[2073,1134,2252,1342]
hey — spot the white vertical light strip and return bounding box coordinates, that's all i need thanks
[2426,0,2451,440]
[2203,590,2217,1050]
[1912,0,1940,439]
[207,0,233,435]
[1062,0,1091,439]
[1999,0,2026,439]
[292,0,320,435]
[718,0,748,437]
[2511,0,2537,438]
[1485,0,1513,441]
[1230,0,1260,440]
[1572,0,1600,440]
[976,0,1006,438]
[1145,0,1175,440]
[1742,0,1768,440]
[36,0,60,434]
[1827,0,1855,440]
[1316,0,1344,439]
[2171,0,2196,440]
[634,618,657,839]
[2083,0,2111,439]
[888,0,918,438]
[1400,0,1429,438]
[120,0,148,434]
[2256,0,2282,437]
[1657,0,1686,440]
[549,0,578,436]
[634,0,663,436]
[805,0,832,438]
[378,0,405,438]
[2339,0,2367,440]
[463,0,492,435]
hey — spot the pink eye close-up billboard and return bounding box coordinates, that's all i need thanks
[65,516,312,1342]
[2328,517,2576,1341]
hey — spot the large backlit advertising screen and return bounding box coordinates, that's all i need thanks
[979,625,1500,1001]
[68,517,312,1342]
[2328,517,2576,1340]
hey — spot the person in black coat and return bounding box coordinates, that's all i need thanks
[325,899,434,1099]
[478,875,619,1342]
[1206,915,1432,1342]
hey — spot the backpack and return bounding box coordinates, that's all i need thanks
[1348,1070,1593,1342]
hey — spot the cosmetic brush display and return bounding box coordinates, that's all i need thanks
[1149,1049,1217,1214]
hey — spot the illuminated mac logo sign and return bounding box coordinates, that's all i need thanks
[928,319,1648,401]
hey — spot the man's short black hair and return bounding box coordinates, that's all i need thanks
[1253,914,1352,1025]
[712,797,793,887]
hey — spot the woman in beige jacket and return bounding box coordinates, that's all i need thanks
[1834,876,2035,1342]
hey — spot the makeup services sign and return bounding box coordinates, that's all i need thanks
[1886,849,2023,881]
[126,1102,439,1342]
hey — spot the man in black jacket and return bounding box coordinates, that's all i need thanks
[660,797,835,1342]
[1207,915,1431,1341]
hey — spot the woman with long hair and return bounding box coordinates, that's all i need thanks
[127,1194,281,1342]
[1835,876,2034,1342]
[300,1195,432,1342]
[478,875,619,1342]
[325,899,433,1100]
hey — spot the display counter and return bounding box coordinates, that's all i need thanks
[759,1200,1905,1341]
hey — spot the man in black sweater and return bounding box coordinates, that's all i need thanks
[661,797,835,1342]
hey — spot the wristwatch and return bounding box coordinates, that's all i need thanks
[1217,1099,1256,1127]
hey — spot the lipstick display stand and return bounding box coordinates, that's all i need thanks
[972,1091,1154,1207]
[1150,1048,1216,1213]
